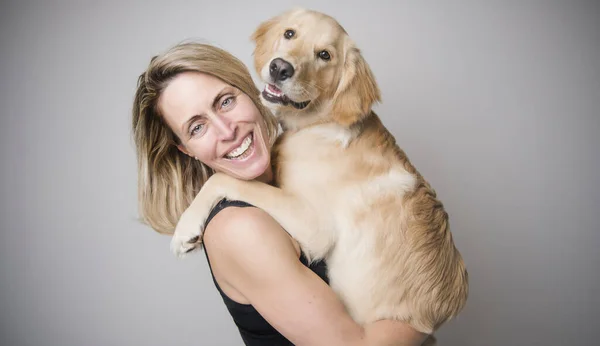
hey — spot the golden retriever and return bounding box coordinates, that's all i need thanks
[172,7,468,340]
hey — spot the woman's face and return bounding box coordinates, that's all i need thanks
[159,71,272,181]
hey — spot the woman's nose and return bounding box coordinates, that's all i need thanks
[213,116,236,141]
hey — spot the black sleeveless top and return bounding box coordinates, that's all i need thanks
[203,199,329,346]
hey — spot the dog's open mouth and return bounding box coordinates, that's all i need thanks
[262,84,311,110]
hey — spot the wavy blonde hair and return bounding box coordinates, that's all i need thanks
[132,42,279,234]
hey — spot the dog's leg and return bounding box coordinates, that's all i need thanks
[171,172,330,258]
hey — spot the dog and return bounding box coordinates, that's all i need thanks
[171,7,468,340]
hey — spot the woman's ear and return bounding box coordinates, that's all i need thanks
[176,144,193,158]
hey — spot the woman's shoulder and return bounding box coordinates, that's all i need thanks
[205,199,254,226]
[203,200,301,259]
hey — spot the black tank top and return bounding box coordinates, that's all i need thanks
[202,199,329,346]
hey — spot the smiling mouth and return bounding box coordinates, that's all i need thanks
[225,133,254,160]
[261,84,311,110]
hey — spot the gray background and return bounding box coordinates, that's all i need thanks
[1,1,598,345]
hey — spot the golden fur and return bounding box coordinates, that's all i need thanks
[171,8,468,339]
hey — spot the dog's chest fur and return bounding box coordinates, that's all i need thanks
[274,117,416,197]
[273,120,417,249]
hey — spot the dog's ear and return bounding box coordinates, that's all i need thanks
[250,18,277,75]
[332,38,381,126]
[250,18,274,44]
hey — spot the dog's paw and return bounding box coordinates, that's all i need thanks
[170,210,206,257]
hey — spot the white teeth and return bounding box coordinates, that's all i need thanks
[226,135,252,159]
[265,84,284,97]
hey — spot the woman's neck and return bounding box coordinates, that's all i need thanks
[256,166,274,184]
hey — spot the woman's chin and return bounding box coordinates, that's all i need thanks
[218,156,270,181]
[241,158,271,181]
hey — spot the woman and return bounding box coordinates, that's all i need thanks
[132,42,428,346]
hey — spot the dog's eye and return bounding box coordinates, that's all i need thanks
[318,50,331,61]
[284,29,295,39]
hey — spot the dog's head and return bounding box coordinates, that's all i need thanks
[251,8,381,129]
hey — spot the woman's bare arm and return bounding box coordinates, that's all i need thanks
[203,206,428,346]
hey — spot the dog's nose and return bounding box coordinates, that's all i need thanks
[269,58,294,82]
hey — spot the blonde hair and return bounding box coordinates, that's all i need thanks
[131,42,279,234]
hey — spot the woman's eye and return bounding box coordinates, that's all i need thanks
[221,96,234,108]
[191,124,204,136]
